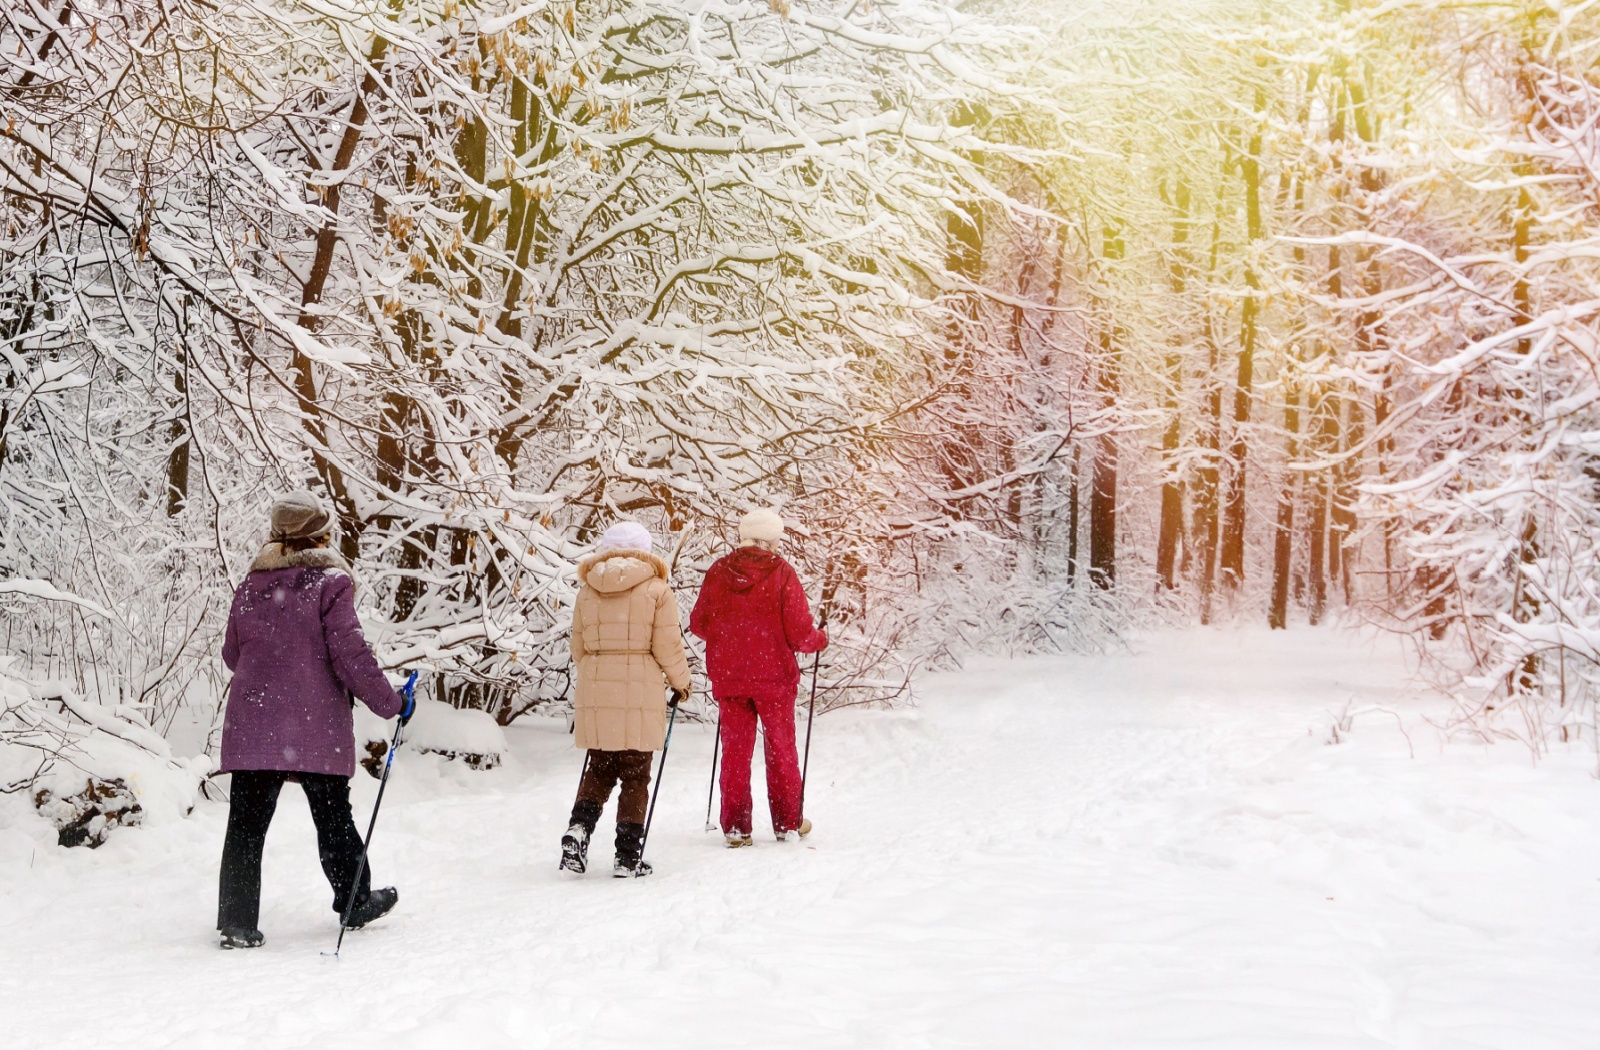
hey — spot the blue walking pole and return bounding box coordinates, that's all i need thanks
[328,670,416,957]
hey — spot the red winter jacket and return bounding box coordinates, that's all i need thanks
[689,547,828,703]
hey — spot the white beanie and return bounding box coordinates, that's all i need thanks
[738,508,785,544]
[597,521,653,554]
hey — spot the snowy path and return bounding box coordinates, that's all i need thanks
[4,628,1599,1049]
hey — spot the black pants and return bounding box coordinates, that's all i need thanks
[217,770,371,931]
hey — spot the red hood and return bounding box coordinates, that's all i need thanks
[722,547,782,593]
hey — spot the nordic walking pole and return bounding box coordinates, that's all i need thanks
[328,670,416,958]
[799,609,828,816]
[703,704,722,832]
[661,520,719,832]
[640,694,680,859]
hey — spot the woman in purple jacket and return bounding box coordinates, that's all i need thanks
[215,491,413,950]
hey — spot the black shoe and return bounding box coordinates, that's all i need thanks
[560,800,603,874]
[560,823,591,874]
[613,821,652,878]
[342,886,398,930]
[219,927,264,950]
[613,856,653,878]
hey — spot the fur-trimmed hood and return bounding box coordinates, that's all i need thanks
[577,547,669,594]
[248,542,353,579]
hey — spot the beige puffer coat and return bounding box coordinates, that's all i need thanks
[571,548,692,752]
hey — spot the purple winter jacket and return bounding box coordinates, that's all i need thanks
[219,545,403,777]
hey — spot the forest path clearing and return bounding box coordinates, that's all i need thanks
[3,627,1598,1049]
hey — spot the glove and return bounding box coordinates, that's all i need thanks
[398,671,419,725]
[668,687,688,709]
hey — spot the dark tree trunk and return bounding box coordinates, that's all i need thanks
[1271,175,1309,631]
[1156,180,1192,589]
[290,35,394,560]
[1006,231,1043,536]
[165,334,189,518]
[1066,444,1081,584]
[374,144,442,621]
[1220,79,1267,593]
[1088,327,1119,591]
[1088,223,1124,591]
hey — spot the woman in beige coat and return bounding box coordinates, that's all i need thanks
[560,521,692,877]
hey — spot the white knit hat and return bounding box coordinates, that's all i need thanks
[738,508,785,543]
[597,521,653,554]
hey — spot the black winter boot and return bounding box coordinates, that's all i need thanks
[219,927,264,950]
[613,821,652,878]
[342,886,398,930]
[561,800,603,874]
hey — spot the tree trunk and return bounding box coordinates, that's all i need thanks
[1306,457,1330,625]
[1329,78,1365,605]
[1313,72,1351,620]
[1347,67,1392,596]
[165,333,189,518]
[1156,180,1191,589]
[1220,78,1267,593]
[1088,327,1119,591]
[1088,223,1124,590]
[1006,229,1043,536]
[1066,443,1081,585]
[1195,200,1226,623]
[290,34,393,559]
[1507,38,1541,692]
[1271,175,1308,630]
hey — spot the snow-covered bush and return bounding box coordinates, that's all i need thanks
[34,779,142,849]
[355,698,509,772]
[0,656,212,846]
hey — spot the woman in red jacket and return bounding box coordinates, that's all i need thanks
[689,509,827,847]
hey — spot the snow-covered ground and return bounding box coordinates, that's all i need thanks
[3,627,1598,1049]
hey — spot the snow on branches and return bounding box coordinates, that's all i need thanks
[1,0,1031,725]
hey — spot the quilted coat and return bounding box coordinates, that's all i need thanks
[570,548,692,751]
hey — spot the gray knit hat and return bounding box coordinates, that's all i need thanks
[269,490,334,543]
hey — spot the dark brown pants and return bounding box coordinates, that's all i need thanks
[576,749,654,825]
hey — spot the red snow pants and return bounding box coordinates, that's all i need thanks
[718,693,803,836]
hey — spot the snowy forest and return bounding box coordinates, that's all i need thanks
[8,0,1600,760]
[6,0,1600,1043]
